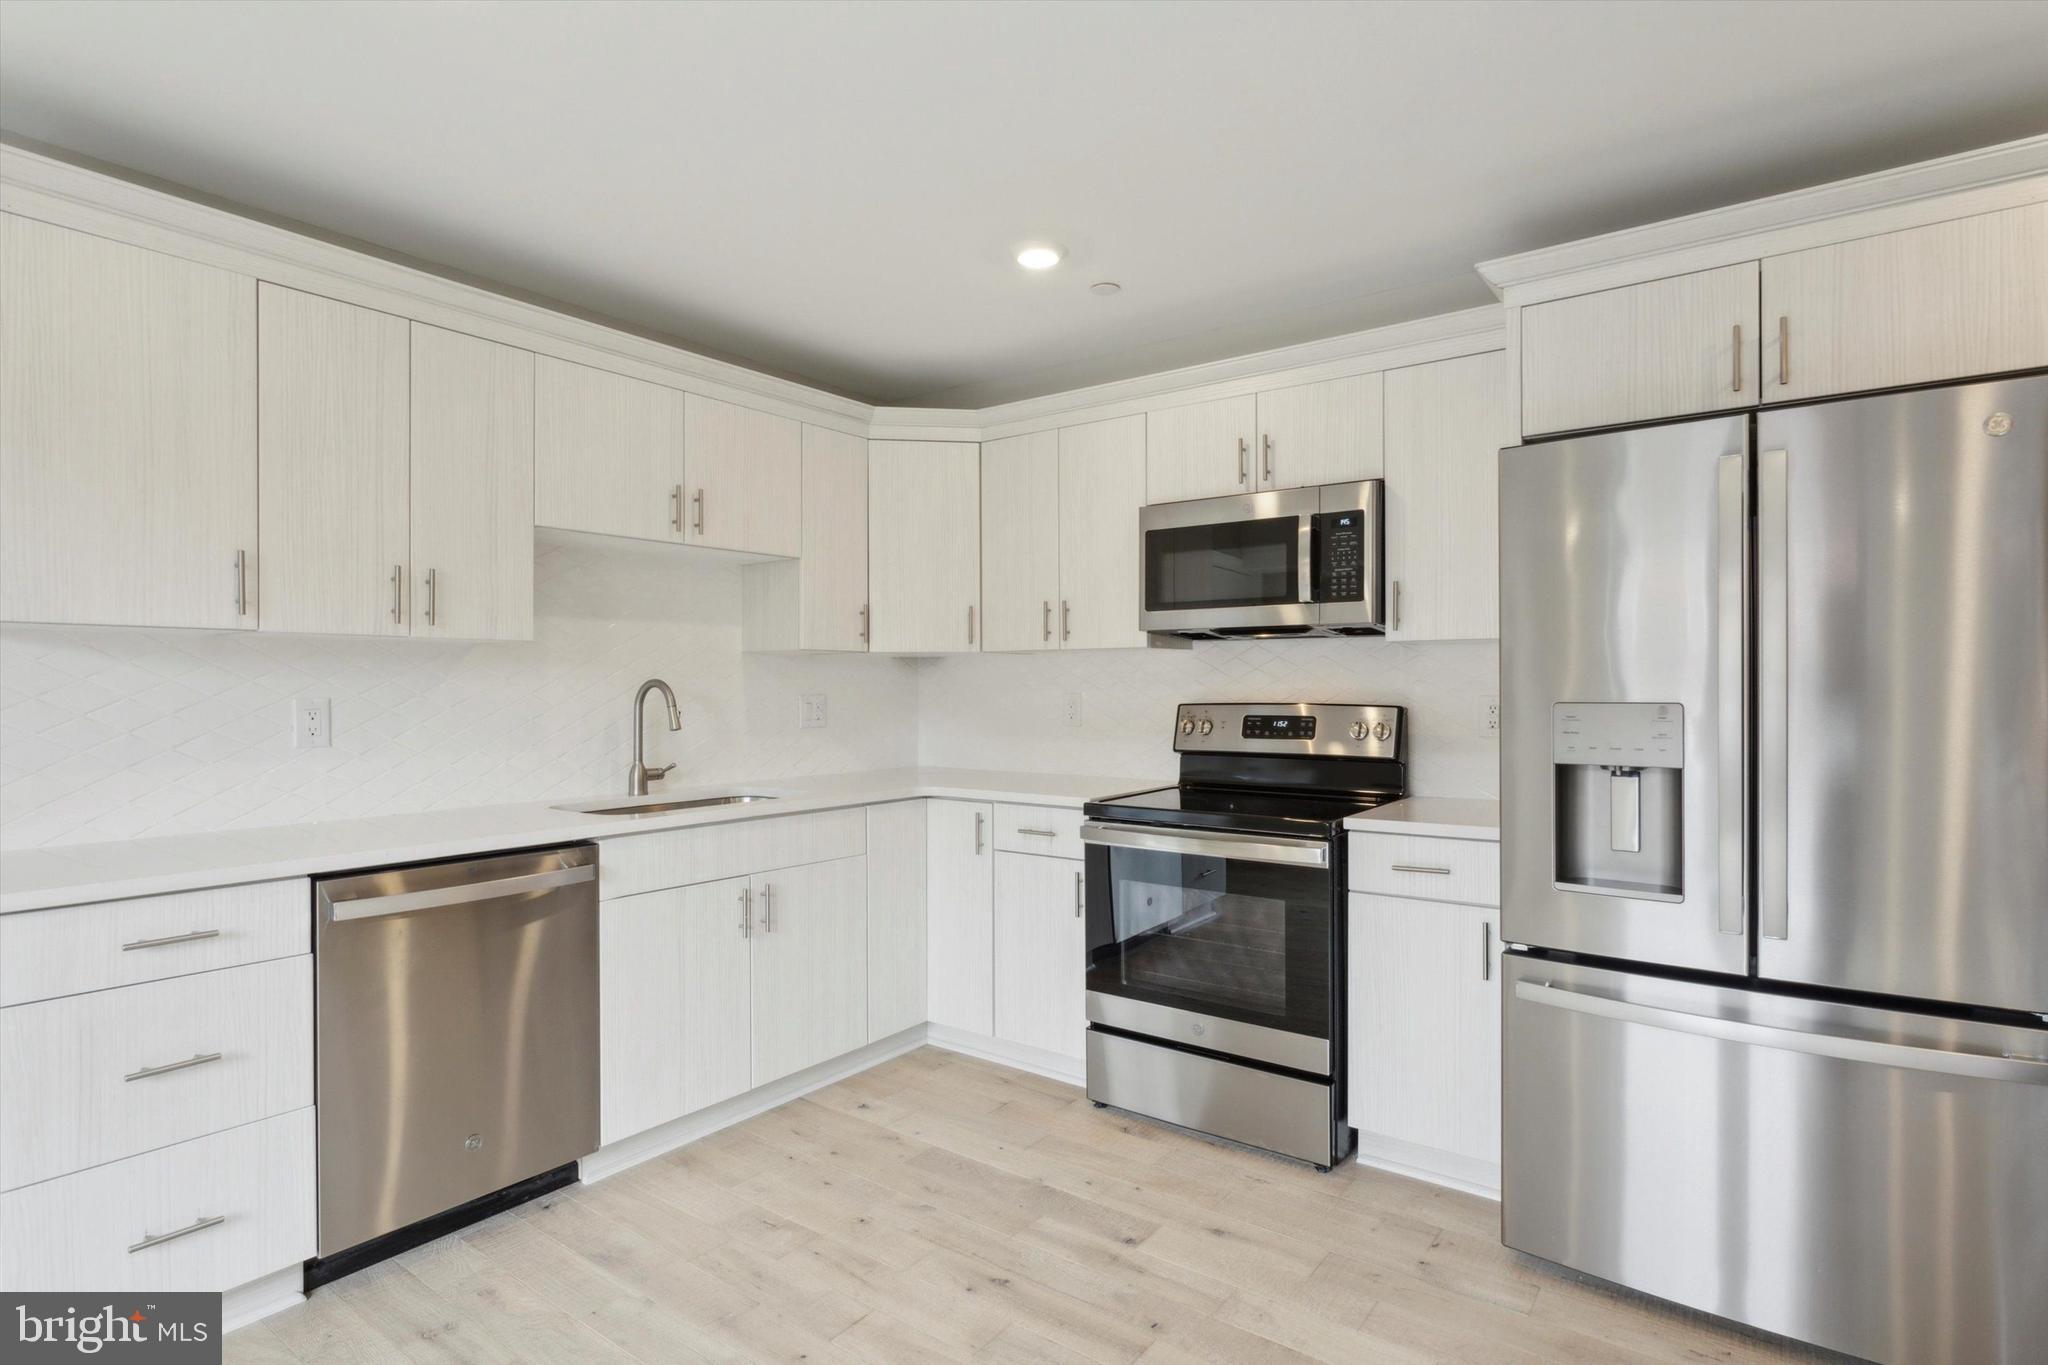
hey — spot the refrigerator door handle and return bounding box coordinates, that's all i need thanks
[1715,451,1748,936]
[1757,446,1790,941]
[1514,980,2048,1084]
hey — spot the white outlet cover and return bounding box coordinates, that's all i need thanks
[798,693,827,729]
[1482,697,1501,733]
[1063,692,1083,726]
[294,696,331,749]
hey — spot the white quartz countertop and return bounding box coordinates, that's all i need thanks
[1344,797,1500,841]
[0,767,1151,914]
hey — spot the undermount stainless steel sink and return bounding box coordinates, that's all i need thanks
[552,794,778,817]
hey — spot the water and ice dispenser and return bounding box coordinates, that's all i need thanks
[1552,703,1685,902]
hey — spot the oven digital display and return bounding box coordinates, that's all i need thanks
[1242,714,1316,739]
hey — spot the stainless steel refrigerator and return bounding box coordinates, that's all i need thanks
[1499,373,2047,1365]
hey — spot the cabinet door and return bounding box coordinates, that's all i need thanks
[257,284,410,637]
[1763,202,2048,403]
[1,214,256,629]
[1519,261,1759,438]
[979,430,1062,651]
[1255,373,1382,489]
[409,323,534,641]
[867,440,981,654]
[1057,413,1148,650]
[992,853,1087,1060]
[1145,394,1255,504]
[1348,894,1501,1171]
[926,801,994,1033]
[598,887,687,1144]
[749,856,866,1087]
[866,801,928,1041]
[681,393,801,557]
[680,876,754,1114]
[1383,351,1509,642]
[798,424,870,650]
[533,356,686,543]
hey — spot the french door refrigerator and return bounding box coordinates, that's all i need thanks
[1499,372,2047,1365]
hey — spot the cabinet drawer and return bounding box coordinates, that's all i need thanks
[992,803,1086,860]
[1349,832,1499,906]
[0,956,312,1190]
[1,1108,314,1292]
[600,807,867,900]
[0,879,308,1007]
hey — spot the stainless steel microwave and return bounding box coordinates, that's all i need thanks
[1139,481,1384,638]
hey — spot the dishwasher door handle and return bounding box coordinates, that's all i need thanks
[327,864,596,921]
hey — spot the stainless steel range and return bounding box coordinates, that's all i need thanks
[1081,702,1407,1169]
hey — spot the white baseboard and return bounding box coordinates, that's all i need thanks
[223,1264,305,1334]
[924,1024,1085,1088]
[578,1026,927,1184]
[1352,1129,1501,1200]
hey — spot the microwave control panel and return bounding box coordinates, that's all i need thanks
[1314,510,1366,602]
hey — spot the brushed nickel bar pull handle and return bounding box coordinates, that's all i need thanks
[1778,316,1789,387]
[1731,323,1742,392]
[1391,863,1452,875]
[859,604,869,644]
[1392,580,1402,632]
[740,884,751,938]
[391,565,403,624]
[1074,869,1084,919]
[968,604,976,646]
[1237,437,1248,485]
[1016,827,1058,837]
[129,1214,225,1255]
[761,882,773,933]
[671,485,683,532]
[121,928,221,952]
[692,488,704,534]
[425,568,437,626]
[1043,600,1051,643]
[974,811,985,855]
[1481,921,1493,981]
[125,1052,223,1083]
[1262,433,1273,484]
[233,550,247,616]
[1061,599,1070,642]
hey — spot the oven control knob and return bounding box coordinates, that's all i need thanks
[1197,718,1214,736]
[1349,721,1368,741]
[1180,717,1196,735]
[1372,720,1392,742]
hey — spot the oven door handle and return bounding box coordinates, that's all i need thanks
[1079,821,1330,869]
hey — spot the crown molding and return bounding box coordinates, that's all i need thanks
[1478,132,2048,306]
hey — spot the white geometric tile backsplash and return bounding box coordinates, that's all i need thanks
[0,533,1499,850]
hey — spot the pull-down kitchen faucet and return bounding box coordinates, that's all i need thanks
[628,678,682,795]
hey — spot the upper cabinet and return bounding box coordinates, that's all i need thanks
[1384,351,1509,642]
[0,214,257,630]
[533,356,687,544]
[868,440,980,654]
[978,431,1062,652]
[1057,414,1148,650]
[1254,372,1383,489]
[681,394,802,557]
[1518,261,1760,438]
[1145,394,1255,503]
[257,285,411,637]
[1761,202,2048,403]
[408,323,535,642]
[742,424,870,652]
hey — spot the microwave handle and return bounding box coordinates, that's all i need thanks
[1297,508,1316,604]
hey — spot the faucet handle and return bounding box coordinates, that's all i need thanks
[647,763,676,783]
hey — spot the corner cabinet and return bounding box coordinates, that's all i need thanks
[925,800,994,1031]
[868,440,981,653]
[1383,350,1509,641]
[0,213,257,630]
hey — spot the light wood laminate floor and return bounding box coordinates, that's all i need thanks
[229,1047,1840,1364]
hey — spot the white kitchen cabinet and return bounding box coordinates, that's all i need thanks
[1348,893,1501,1187]
[1762,201,2048,403]
[256,284,411,637]
[533,355,688,544]
[1519,261,1760,438]
[597,885,688,1145]
[866,801,928,1041]
[0,212,257,630]
[408,322,535,641]
[681,393,802,557]
[1057,413,1149,650]
[749,855,866,1087]
[1255,372,1383,489]
[742,424,871,651]
[1383,350,1510,642]
[926,800,994,1033]
[992,852,1087,1061]
[681,876,754,1114]
[1146,394,1255,504]
[867,439,981,653]
[598,807,866,901]
[979,430,1062,651]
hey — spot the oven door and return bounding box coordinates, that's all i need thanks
[1082,821,1335,1075]
[1139,487,1317,635]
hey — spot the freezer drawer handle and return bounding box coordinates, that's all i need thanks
[1515,981,2048,1084]
[327,864,596,921]
[1080,821,1329,869]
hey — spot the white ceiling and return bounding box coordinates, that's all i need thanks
[3,1,2046,407]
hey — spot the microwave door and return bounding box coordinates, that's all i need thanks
[1139,487,1317,634]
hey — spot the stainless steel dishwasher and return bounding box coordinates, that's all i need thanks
[311,844,598,1274]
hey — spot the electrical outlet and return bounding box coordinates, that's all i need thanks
[1063,693,1084,727]
[1482,698,1501,734]
[798,694,827,729]
[293,697,331,749]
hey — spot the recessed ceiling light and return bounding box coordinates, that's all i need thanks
[1090,281,1121,296]
[1015,244,1063,271]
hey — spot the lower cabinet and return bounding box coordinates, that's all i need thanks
[865,802,928,1041]
[749,856,867,1087]
[992,852,1087,1061]
[925,800,994,1033]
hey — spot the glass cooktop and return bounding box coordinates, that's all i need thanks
[1084,783,1399,838]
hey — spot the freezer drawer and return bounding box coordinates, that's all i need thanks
[1502,954,2048,1365]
